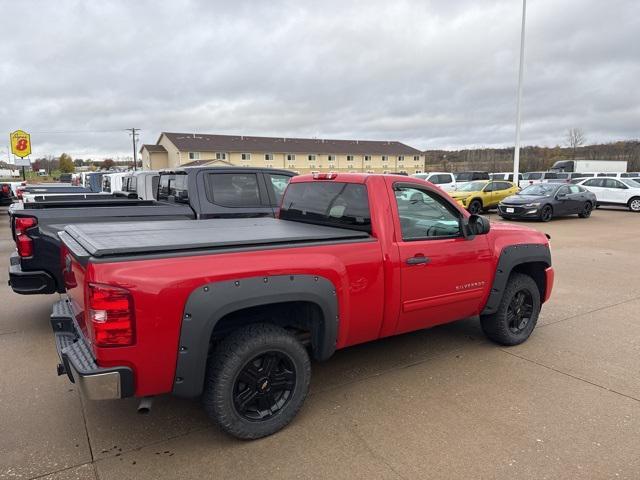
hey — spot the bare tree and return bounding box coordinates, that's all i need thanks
[566,128,586,157]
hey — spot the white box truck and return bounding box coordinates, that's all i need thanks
[550,159,627,173]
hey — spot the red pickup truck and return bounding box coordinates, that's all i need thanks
[52,173,554,439]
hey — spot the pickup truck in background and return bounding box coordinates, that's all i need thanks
[1,183,14,205]
[52,172,554,439]
[8,167,295,295]
[114,171,159,200]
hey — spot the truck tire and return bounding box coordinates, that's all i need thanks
[202,323,311,440]
[480,273,541,346]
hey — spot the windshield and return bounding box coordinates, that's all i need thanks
[455,173,475,182]
[621,179,640,188]
[457,181,487,192]
[519,184,557,196]
[523,172,543,180]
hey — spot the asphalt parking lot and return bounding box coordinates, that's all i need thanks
[1,207,639,480]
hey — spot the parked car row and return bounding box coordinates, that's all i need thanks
[408,168,640,219]
[4,170,556,440]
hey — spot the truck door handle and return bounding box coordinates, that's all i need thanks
[406,255,430,265]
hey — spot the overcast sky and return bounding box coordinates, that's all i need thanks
[1,0,638,160]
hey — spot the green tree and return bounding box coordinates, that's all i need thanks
[59,153,75,173]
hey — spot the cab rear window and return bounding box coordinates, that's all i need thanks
[280,182,371,232]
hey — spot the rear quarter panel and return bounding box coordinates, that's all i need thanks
[88,240,385,397]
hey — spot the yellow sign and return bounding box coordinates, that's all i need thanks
[10,130,32,158]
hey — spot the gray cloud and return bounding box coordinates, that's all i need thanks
[1,0,638,159]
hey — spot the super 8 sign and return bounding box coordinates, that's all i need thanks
[10,130,32,158]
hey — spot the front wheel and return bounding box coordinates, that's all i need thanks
[578,201,593,218]
[539,205,553,222]
[628,197,640,212]
[202,323,311,440]
[480,273,541,346]
[468,199,482,214]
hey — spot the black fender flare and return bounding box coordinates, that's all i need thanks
[173,274,337,398]
[481,243,551,315]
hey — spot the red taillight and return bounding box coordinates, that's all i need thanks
[1,185,8,194]
[15,217,37,258]
[16,187,25,200]
[87,283,135,347]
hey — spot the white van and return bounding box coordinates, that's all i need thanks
[411,172,457,192]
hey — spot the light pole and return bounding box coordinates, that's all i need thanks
[513,0,527,181]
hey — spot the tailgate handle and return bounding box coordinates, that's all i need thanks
[406,255,430,265]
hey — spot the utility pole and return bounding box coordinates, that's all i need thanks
[513,0,527,181]
[127,128,140,171]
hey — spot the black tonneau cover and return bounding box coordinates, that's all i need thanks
[61,218,370,259]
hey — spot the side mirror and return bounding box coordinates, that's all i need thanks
[464,214,490,239]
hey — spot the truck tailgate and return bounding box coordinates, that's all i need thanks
[61,217,371,258]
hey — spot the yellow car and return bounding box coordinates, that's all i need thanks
[449,180,519,214]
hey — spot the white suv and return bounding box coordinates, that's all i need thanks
[578,177,640,212]
[412,172,457,192]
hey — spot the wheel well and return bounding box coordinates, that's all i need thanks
[210,301,325,358]
[512,262,547,300]
[628,196,640,207]
[470,197,482,206]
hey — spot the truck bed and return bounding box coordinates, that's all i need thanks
[61,218,371,259]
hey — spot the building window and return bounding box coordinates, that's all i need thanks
[367,170,375,174]
[288,164,296,169]
[399,170,407,174]
[309,164,316,169]
[347,155,354,162]
[265,153,273,161]
[398,156,404,163]
[308,154,316,162]
[415,170,423,174]
[266,164,273,169]
[188,152,200,160]
[347,164,354,169]
[241,153,251,161]
[413,155,420,162]
[383,170,389,174]
[287,154,296,162]
[382,164,389,170]
[382,155,388,162]
[364,155,371,162]
[328,164,335,169]
[328,155,336,162]
[216,152,226,160]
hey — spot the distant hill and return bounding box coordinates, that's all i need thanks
[424,140,640,173]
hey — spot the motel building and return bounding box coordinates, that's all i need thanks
[140,132,425,174]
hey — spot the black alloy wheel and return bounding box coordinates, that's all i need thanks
[578,202,593,218]
[506,290,534,334]
[540,205,553,222]
[480,272,541,346]
[202,323,311,440]
[468,199,482,215]
[233,351,296,421]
